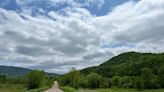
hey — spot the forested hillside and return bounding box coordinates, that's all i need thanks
[81,52,164,77]
[0,66,31,77]
[59,52,164,90]
[0,66,58,77]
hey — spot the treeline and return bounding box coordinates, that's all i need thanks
[58,66,164,90]
[0,70,55,90]
[59,52,164,90]
[81,52,164,77]
[58,69,111,89]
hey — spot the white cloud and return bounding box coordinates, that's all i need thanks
[83,0,105,9]
[92,0,164,52]
[0,0,164,74]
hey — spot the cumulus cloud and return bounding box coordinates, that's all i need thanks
[93,0,164,52]
[0,0,164,73]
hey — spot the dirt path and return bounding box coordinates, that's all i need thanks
[44,81,63,92]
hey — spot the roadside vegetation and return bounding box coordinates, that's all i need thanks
[0,70,54,92]
[58,67,164,90]
[60,87,164,92]
[77,88,164,92]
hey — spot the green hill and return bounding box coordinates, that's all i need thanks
[0,65,58,77]
[54,52,164,89]
[81,52,164,77]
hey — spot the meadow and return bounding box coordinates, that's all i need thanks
[77,88,164,92]
[0,84,48,92]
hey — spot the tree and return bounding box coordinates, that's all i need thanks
[0,75,7,83]
[141,68,153,88]
[149,75,160,89]
[135,77,144,90]
[158,65,164,88]
[119,76,134,88]
[100,78,112,88]
[27,70,46,89]
[112,76,120,86]
[79,75,89,88]
[85,73,103,88]
[59,68,80,88]
[70,69,81,88]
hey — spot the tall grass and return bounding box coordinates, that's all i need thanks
[0,84,48,92]
[0,84,26,92]
[60,86,76,92]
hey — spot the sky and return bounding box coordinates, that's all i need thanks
[0,0,164,74]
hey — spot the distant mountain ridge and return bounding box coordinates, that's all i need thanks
[0,65,58,77]
[81,52,164,77]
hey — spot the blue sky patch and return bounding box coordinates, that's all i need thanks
[0,0,139,16]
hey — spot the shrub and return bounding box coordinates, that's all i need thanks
[27,70,46,89]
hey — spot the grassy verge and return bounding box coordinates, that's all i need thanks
[25,87,49,92]
[77,88,164,92]
[60,86,76,92]
[0,84,26,92]
[1,84,164,92]
[0,84,48,92]
[60,86,164,92]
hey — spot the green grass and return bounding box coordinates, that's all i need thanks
[1,84,164,92]
[0,84,48,92]
[77,88,164,92]
[0,84,26,92]
[60,86,164,92]
[60,86,76,92]
[25,87,49,92]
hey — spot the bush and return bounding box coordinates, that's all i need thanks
[78,76,89,88]
[27,70,46,89]
[78,74,111,88]
[85,73,103,88]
